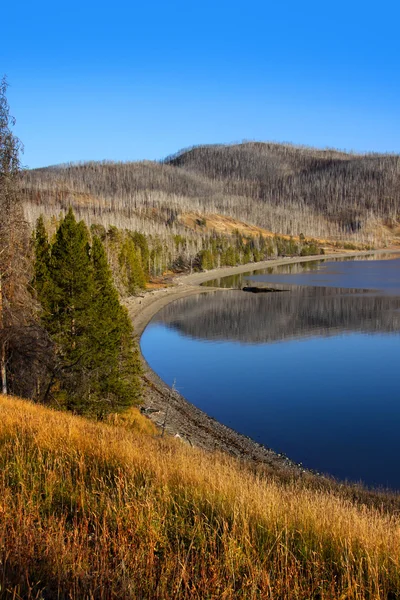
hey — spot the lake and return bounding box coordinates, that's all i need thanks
[141,254,400,490]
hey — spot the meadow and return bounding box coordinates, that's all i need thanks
[1,394,400,599]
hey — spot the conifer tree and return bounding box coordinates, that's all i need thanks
[130,231,150,279]
[119,237,146,295]
[89,236,140,413]
[32,215,51,308]
[42,210,94,409]
[47,208,93,350]
[33,210,141,415]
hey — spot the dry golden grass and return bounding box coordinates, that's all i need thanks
[179,212,275,238]
[179,212,374,250]
[106,405,158,435]
[1,394,400,599]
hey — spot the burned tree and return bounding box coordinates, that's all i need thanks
[0,76,31,395]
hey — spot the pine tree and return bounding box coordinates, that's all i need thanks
[40,209,94,409]
[198,249,214,270]
[130,231,150,280]
[32,215,51,308]
[33,210,141,416]
[47,209,93,346]
[89,236,140,414]
[119,237,146,295]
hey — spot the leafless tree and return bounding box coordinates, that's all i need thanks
[0,76,35,395]
[20,143,399,252]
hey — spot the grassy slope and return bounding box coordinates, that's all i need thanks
[178,211,383,250]
[1,394,400,599]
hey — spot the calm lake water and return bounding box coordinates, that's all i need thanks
[141,254,400,490]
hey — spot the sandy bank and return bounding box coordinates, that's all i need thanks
[124,249,398,473]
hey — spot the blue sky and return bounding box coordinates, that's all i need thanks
[2,0,399,168]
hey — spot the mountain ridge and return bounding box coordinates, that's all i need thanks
[21,141,400,247]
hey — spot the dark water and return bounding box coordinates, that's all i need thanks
[141,255,400,490]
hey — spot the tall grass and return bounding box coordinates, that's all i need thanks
[1,394,399,599]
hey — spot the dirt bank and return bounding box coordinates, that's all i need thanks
[124,249,398,474]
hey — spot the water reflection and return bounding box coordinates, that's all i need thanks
[203,254,400,293]
[153,288,400,345]
[143,254,400,489]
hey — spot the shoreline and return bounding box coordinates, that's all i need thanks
[124,249,399,475]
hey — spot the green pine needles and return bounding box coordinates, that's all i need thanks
[33,209,141,417]
[118,236,147,294]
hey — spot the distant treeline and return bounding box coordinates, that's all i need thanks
[21,142,400,245]
[194,230,324,271]
[58,219,325,289]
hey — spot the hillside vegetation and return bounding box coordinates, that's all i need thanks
[21,143,400,248]
[1,393,400,599]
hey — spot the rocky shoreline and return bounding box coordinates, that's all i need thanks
[124,250,396,475]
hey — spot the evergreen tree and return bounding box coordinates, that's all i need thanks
[119,237,146,294]
[41,209,94,408]
[32,215,51,308]
[198,249,214,270]
[243,245,253,264]
[89,236,140,414]
[33,210,141,416]
[130,231,150,279]
[46,209,93,349]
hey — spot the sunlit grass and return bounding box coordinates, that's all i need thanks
[106,404,158,435]
[1,393,399,599]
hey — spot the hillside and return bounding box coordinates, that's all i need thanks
[1,393,400,599]
[167,143,400,240]
[21,142,400,247]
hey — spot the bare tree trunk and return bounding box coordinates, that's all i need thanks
[1,340,7,395]
[0,275,7,395]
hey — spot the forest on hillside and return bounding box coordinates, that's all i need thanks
[21,142,400,248]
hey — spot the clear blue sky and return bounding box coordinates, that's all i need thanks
[2,0,399,168]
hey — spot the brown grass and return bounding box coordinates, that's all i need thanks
[1,394,399,599]
[179,212,374,250]
[106,405,158,435]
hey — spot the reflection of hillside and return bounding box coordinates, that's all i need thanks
[152,289,400,344]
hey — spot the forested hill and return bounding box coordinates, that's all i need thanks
[166,143,400,241]
[21,142,400,245]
